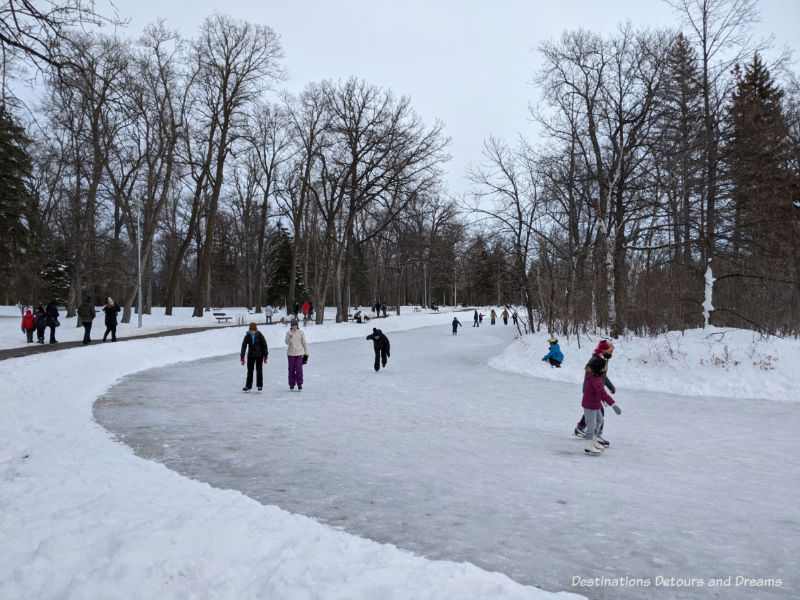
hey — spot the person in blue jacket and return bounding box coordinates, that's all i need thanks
[452,316,462,335]
[542,336,564,368]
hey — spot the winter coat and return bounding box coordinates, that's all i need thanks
[103,303,121,327]
[284,328,308,356]
[490,310,496,319]
[543,343,564,363]
[302,302,310,316]
[581,371,616,410]
[501,310,509,319]
[241,331,269,359]
[34,309,47,333]
[452,318,462,330]
[21,310,35,331]
[367,329,390,354]
[77,302,96,322]
[45,303,59,327]
[582,354,615,393]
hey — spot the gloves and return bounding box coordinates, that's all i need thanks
[263,357,268,364]
[612,404,621,415]
[240,358,245,365]
[611,388,616,394]
[541,357,547,361]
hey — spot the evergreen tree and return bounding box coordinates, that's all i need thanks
[0,107,34,299]
[721,53,798,332]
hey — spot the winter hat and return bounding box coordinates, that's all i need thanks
[290,318,299,327]
[548,336,558,344]
[594,340,614,356]
[587,355,607,376]
[373,327,377,333]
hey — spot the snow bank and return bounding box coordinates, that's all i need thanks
[490,326,799,402]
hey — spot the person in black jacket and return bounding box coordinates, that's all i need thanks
[367,327,390,372]
[102,297,122,342]
[240,322,269,391]
[45,300,60,344]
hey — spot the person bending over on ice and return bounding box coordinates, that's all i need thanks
[285,318,308,390]
[367,327,390,372]
[581,355,621,455]
[541,336,564,367]
[575,340,616,444]
[452,316,462,335]
[241,322,269,391]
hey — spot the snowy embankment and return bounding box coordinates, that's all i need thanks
[490,326,799,402]
[0,307,583,600]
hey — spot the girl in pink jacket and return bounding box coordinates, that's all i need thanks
[581,356,621,455]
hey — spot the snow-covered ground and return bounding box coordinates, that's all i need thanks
[1,305,797,599]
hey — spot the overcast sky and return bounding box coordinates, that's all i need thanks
[108,0,798,196]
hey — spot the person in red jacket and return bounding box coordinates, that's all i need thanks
[21,308,35,343]
[582,355,621,456]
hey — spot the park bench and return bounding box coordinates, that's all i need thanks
[213,312,232,323]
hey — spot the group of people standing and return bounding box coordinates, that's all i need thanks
[240,318,308,392]
[19,298,121,345]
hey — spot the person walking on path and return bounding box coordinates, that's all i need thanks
[581,355,621,455]
[34,306,47,343]
[490,309,497,325]
[285,318,308,390]
[45,300,59,344]
[102,297,121,342]
[302,301,310,321]
[241,322,269,391]
[21,309,35,343]
[575,340,616,445]
[452,316,462,335]
[473,310,479,327]
[502,309,509,325]
[367,327,390,372]
[264,305,274,324]
[542,336,564,368]
[77,297,96,345]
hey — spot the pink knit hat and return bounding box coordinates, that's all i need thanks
[594,340,614,356]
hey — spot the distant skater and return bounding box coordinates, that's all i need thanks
[241,322,269,391]
[490,309,496,325]
[367,327,390,372]
[452,316,462,335]
[285,318,308,390]
[473,310,479,327]
[502,309,509,325]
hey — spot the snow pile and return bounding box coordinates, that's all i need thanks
[1,309,582,600]
[489,326,799,402]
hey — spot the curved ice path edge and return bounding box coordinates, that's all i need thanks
[0,318,585,600]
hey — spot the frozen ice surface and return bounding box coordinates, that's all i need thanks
[95,324,798,599]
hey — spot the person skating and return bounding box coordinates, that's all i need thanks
[21,308,35,343]
[541,336,564,368]
[501,309,509,325]
[478,312,484,325]
[285,318,308,390]
[367,327,390,372]
[452,316,462,335]
[241,322,269,391]
[34,306,47,343]
[581,355,621,455]
[574,340,616,445]
[45,300,59,343]
[473,310,479,327]
[512,312,518,326]
[102,297,121,342]
[490,309,496,325]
